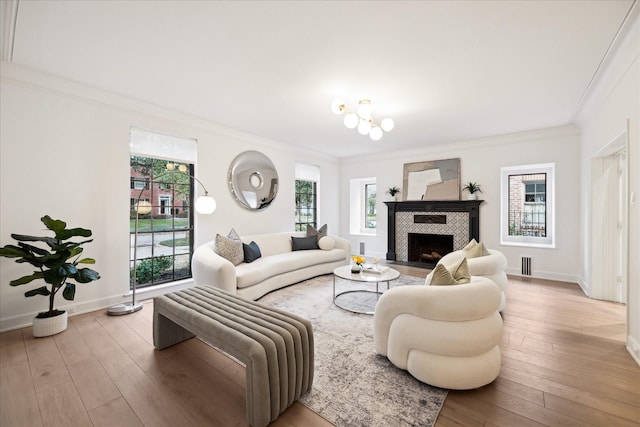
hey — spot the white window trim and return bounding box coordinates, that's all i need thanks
[500,163,555,248]
[295,163,321,226]
[349,177,376,236]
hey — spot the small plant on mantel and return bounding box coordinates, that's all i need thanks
[386,186,401,201]
[0,215,101,336]
[462,182,482,200]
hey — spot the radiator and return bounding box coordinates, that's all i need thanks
[521,256,532,276]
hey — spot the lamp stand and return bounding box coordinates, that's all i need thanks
[108,206,144,315]
[107,164,215,316]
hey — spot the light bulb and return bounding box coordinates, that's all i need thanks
[178,164,187,172]
[195,195,216,214]
[369,126,383,141]
[357,99,372,118]
[165,163,175,171]
[381,118,395,132]
[331,98,345,115]
[344,113,359,129]
[357,119,372,135]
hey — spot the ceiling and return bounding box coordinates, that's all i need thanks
[6,0,636,158]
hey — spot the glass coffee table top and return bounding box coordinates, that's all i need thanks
[332,265,400,314]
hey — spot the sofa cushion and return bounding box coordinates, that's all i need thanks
[236,248,346,289]
[292,235,319,251]
[243,241,262,263]
[428,257,470,286]
[215,229,244,265]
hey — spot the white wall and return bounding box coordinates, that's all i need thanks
[340,125,581,283]
[575,6,640,364]
[0,63,340,331]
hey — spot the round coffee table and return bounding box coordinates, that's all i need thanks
[333,265,400,314]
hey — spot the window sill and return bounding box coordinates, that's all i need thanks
[500,240,556,249]
[351,232,377,237]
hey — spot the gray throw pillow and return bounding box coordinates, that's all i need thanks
[215,229,244,265]
[243,241,262,263]
[292,235,319,251]
[306,224,327,243]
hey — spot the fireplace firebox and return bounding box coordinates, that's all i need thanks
[408,233,454,264]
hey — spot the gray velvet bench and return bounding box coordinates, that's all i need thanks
[153,285,314,427]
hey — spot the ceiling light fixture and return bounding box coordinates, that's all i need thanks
[331,98,394,141]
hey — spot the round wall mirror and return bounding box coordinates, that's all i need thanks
[228,151,279,211]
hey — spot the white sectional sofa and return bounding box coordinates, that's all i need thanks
[192,231,351,301]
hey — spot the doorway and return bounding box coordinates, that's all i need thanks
[590,131,628,303]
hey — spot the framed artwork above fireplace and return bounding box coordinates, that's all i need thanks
[402,158,461,201]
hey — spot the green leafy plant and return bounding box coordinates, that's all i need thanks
[462,182,483,194]
[0,215,101,318]
[133,256,173,284]
[386,186,400,196]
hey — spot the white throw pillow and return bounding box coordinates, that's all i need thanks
[318,236,335,251]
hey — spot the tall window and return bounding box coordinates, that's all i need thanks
[295,163,320,232]
[365,183,377,229]
[295,180,317,231]
[501,163,555,247]
[349,177,377,235]
[130,127,197,289]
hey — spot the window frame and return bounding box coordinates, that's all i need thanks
[364,182,377,230]
[294,179,317,232]
[349,177,377,236]
[500,163,555,248]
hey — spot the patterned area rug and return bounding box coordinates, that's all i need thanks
[258,273,448,427]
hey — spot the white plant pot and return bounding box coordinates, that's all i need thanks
[32,311,68,337]
[467,194,477,200]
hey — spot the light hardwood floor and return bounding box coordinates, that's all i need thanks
[1,268,638,426]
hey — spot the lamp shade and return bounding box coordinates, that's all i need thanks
[195,195,217,214]
[331,98,345,114]
[369,126,383,141]
[135,200,153,215]
[357,119,372,135]
[381,117,395,132]
[344,113,359,129]
[357,99,372,118]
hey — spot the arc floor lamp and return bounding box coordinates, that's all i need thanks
[108,165,215,315]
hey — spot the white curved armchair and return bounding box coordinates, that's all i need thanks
[374,277,503,390]
[426,248,508,311]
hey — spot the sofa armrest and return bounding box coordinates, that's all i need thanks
[192,241,237,294]
[374,277,500,356]
[331,235,352,265]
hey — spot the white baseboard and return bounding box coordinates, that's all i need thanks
[504,267,580,286]
[628,335,640,367]
[0,279,195,333]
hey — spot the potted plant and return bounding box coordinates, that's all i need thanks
[386,186,401,201]
[0,215,101,337]
[462,182,482,200]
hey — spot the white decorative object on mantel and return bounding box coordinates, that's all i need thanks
[32,311,68,337]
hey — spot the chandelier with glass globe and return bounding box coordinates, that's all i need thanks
[331,98,394,141]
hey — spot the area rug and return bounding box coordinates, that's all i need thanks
[257,273,448,427]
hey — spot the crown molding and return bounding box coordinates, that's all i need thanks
[1,61,338,162]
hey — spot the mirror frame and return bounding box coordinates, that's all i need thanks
[228,150,279,211]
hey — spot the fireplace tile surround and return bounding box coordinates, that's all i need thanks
[385,200,483,266]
